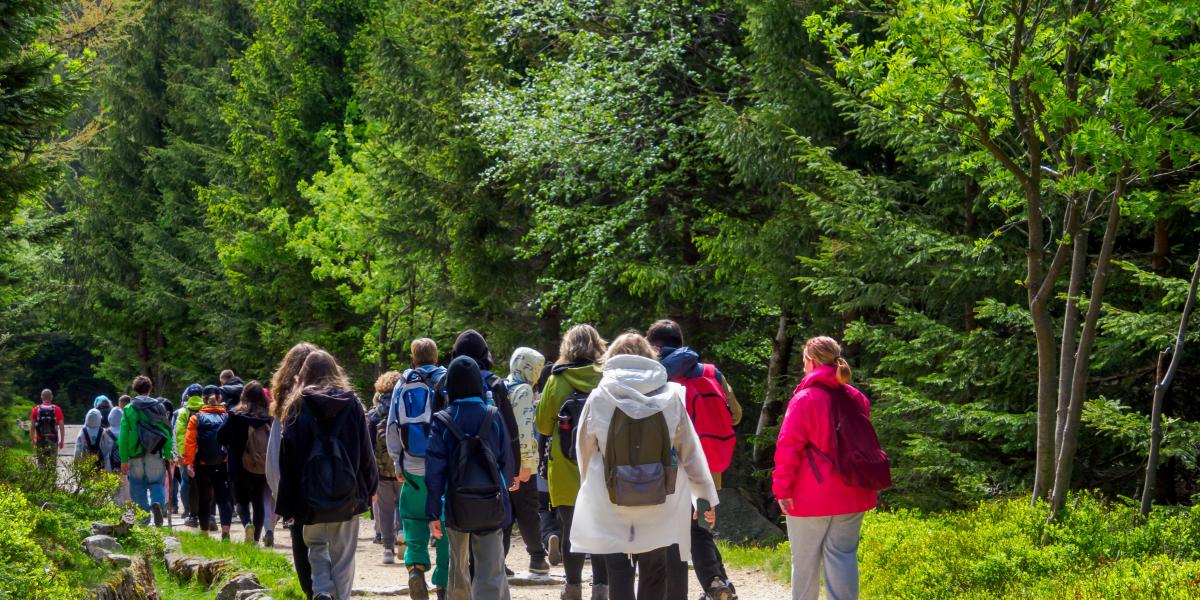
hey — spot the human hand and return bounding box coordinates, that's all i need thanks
[122,463,130,476]
[186,464,195,477]
[430,520,443,540]
[58,441,64,450]
[509,478,521,492]
[704,508,717,527]
[778,498,794,513]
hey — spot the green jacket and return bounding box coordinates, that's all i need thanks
[534,362,602,507]
[174,395,204,459]
[118,396,174,463]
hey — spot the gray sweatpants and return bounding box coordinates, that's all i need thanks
[303,517,359,600]
[374,479,402,550]
[447,528,509,600]
[785,512,864,600]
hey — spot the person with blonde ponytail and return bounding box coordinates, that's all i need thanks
[773,336,882,600]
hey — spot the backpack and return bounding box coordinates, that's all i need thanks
[301,411,360,524]
[243,422,270,475]
[436,406,507,533]
[371,409,397,479]
[106,430,121,470]
[604,406,676,507]
[35,405,58,440]
[135,400,171,457]
[556,389,590,463]
[394,369,442,459]
[82,428,103,465]
[811,382,892,491]
[675,364,735,474]
[195,412,227,464]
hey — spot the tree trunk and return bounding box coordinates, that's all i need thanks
[377,308,390,378]
[1151,220,1169,272]
[753,309,795,468]
[137,328,151,379]
[1140,248,1200,518]
[1055,229,1088,460]
[1048,179,1124,516]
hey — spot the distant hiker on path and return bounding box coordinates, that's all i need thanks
[183,386,233,539]
[76,408,119,473]
[31,389,65,473]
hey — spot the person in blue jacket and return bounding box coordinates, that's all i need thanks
[426,356,517,600]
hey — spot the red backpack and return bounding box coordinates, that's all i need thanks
[812,382,892,491]
[675,364,735,474]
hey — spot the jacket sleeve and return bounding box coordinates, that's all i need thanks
[424,418,449,521]
[183,415,199,465]
[173,411,189,458]
[673,397,719,506]
[493,407,516,483]
[535,376,563,437]
[118,409,136,463]
[358,407,380,500]
[510,384,539,472]
[385,386,404,473]
[492,381,522,476]
[266,419,282,497]
[277,419,298,519]
[773,389,809,499]
[719,376,743,426]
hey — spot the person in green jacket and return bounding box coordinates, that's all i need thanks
[176,383,204,527]
[119,375,174,526]
[534,324,607,600]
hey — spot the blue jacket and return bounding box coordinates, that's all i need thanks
[425,397,515,529]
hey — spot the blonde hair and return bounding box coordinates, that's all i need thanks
[411,338,438,366]
[604,332,657,361]
[556,324,607,366]
[270,342,320,420]
[375,371,402,395]
[804,336,852,384]
[281,350,352,424]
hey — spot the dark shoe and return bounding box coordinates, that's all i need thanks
[151,503,164,528]
[505,565,514,577]
[408,567,429,600]
[208,521,218,532]
[184,516,198,528]
[373,531,383,544]
[530,557,551,575]
[314,595,334,600]
[221,532,230,542]
[435,589,445,600]
[547,533,562,566]
[263,530,274,548]
[706,578,735,600]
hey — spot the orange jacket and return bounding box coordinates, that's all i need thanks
[183,405,227,465]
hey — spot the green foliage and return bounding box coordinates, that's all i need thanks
[172,531,304,598]
[0,483,79,599]
[724,495,1200,599]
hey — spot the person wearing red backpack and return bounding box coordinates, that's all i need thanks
[773,336,888,600]
[30,389,65,474]
[647,320,742,600]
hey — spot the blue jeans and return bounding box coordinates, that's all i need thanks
[127,455,167,516]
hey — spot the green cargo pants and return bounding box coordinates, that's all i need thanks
[400,472,449,588]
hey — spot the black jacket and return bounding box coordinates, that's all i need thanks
[277,387,379,524]
[217,410,272,496]
[220,377,245,410]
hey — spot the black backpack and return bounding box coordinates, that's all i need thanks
[135,400,170,457]
[195,412,227,464]
[436,406,507,533]
[556,389,590,463]
[300,410,360,524]
[35,405,58,440]
[81,428,103,464]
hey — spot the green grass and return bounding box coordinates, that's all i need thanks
[172,530,305,599]
[155,564,218,600]
[719,494,1200,599]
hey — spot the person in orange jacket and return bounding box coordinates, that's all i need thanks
[182,386,234,540]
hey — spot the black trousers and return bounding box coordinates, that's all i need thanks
[667,519,728,598]
[193,464,233,528]
[504,480,546,560]
[236,473,267,540]
[290,520,313,599]
[558,505,608,586]
[539,490,560,546]
[606,547,670,600]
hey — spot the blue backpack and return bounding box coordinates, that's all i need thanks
[393,369,444,459]
[195,412,227,464]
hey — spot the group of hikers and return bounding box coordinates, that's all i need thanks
[30,320,890,600]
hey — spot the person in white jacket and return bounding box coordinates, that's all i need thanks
[570,333,718,600]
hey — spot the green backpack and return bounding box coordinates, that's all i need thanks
[604,407,677,507]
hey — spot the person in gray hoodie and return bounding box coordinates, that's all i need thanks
[75,408,118,472]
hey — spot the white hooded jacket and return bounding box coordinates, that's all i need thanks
[569,354,718,559]
[506,347,545,473]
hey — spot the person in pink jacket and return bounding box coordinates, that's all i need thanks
[773,336,878,600]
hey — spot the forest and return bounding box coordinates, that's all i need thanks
[5,0,1200,596]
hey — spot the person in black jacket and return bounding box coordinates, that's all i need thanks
[278,351,379,600]
[218,381,273,544]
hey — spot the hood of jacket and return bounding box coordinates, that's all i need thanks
[301,387,358,420]
[550,362,603,392]
[199,404,227,415]
[131,395,160,410]
[509,347,546,386]
[185,395,204,411]
[108,407,122,433]
[659,346,702,379]
[795,363,842,393]
[181,384,203,404]
[594,355,677,420]
[84,409,103,439]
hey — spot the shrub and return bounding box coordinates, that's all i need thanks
[0,483,80,599]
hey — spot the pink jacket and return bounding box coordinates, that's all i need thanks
[773,365,878,517]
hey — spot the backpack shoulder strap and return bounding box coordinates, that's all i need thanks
[702,363,716,379]
[478,405,498,438]
[434,410,467,441]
